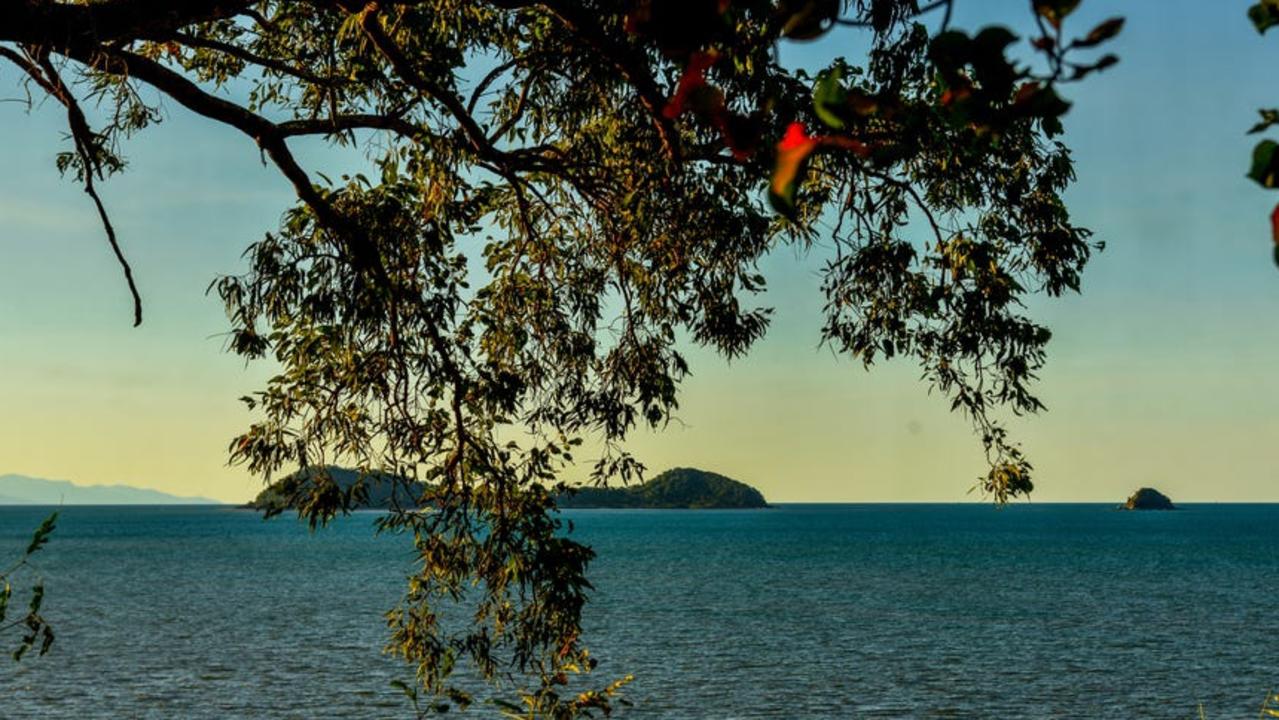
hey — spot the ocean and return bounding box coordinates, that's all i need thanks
[1,504,1276,718]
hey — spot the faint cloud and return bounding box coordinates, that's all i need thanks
[0,197,96,234]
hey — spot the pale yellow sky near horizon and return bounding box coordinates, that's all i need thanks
[3,2,1279,504]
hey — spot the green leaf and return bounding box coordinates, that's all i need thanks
[25,512,58,556]
[490,698,525,713]
[39,625,54,656]
[1270,203,1279,255]
[778,0,841,40]
[974,26,1018,52]
[970,26,1019,97]
[1033,0,1080,28]
[1248,108,1279,134]
[1070,54,1119,81]
[1075,17,1125,48]
[389,679,417,700]
[929,30,971,77]
[1250,1,1279,33]
[27,583,44,615]
[1013,84,1072,136]
[812,68,847,130]
[1248,139,1279,188]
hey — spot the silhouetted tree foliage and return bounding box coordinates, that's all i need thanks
[1244,1,1279,265]
[1,512,56,662]
[1,0,1122,714]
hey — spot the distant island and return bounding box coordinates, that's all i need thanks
[557,467,768,509]
[0,473,221,505]
[245,466,423,512]
[245,466,767,511]
[1122,487,1175,511]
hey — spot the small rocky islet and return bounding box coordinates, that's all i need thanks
[1121,487,1175,511]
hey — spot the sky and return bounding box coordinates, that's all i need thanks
[1,1,1278,503]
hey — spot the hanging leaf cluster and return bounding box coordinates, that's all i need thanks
[1,512,57,662]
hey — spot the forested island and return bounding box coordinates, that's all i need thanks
[557,468,768,509]
[246,466,766,511]
[244,466,423,512]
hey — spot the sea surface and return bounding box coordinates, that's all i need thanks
[1,504,1276,719]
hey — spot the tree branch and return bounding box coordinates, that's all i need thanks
[495,0,681,160]
[2,45,143,324]
[277,113,423,138]
[342,1,498,159]
[170,31,338,87]
[0,0,252,46]
[61,44,384,277]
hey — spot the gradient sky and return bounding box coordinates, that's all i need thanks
[2,1,1277,503]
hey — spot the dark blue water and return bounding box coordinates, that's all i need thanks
[1,504,1276,718]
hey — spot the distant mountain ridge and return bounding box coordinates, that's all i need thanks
[558,467,768,509]
[0,474,221,505]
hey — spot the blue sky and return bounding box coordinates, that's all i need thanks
[1,1,1277,502]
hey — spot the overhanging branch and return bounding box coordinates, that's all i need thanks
[0,0,252,47]
[61,44,385,277]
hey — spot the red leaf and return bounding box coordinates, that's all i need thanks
[1013,81,1041,106]
[777,122,816,152]
[770,123,820,213]
[770,123,870,215]
[663,50,719,120]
